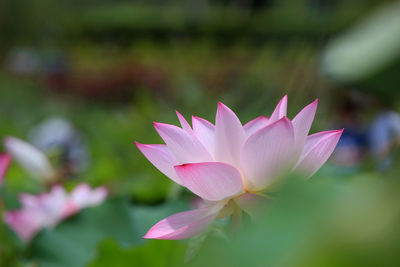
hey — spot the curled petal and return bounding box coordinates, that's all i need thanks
[153,123,212,164]
[243,116,269,137]
[135,142,182,185]
[214,102,246,169]
[3,137,55,182]
[294,129,343,177]
[0,153,11,185]
[192,116,215,155]
[144,204,223,240]
[241,117,295,191]
[176,110,192,133]
[175,162,244,201]
[269,95,288,123]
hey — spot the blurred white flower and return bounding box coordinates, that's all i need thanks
[4,137,55,183]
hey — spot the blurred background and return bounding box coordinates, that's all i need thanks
[1,0,400,266]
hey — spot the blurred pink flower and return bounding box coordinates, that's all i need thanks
[4,184,107,243]
[0,153,11,185]
[136,96,342,240]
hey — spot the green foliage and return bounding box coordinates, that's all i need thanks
[89,239,186,267]
[28,198,140,267]
[87,200,190,267]
[189,172,400,267]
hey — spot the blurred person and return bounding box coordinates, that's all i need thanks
[331,97,368,173]
[5,47,41,76]
[368,100,400,171]
[28,117,90,178]
[42,50,70,92]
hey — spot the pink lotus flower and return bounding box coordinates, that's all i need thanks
[136,96,342,240]
[4,183,107,242]
[0,153,11,186]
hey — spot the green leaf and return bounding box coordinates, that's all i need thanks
[132,200,188,237]
[88,239,186,267]
[29,198,141,267]
[185,229,211,264]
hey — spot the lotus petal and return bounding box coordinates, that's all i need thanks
[192,116,215,155]
[294,130,343,177]
[175,162,244,201]
[241,117,295,191]
[154,122,212,164]
[214,103,246,169]
[269,95,288,123]
[243,116,270,137]
[143,204,223,240]
[136,142,182,185]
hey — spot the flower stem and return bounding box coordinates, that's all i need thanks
[231,204,243,238]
